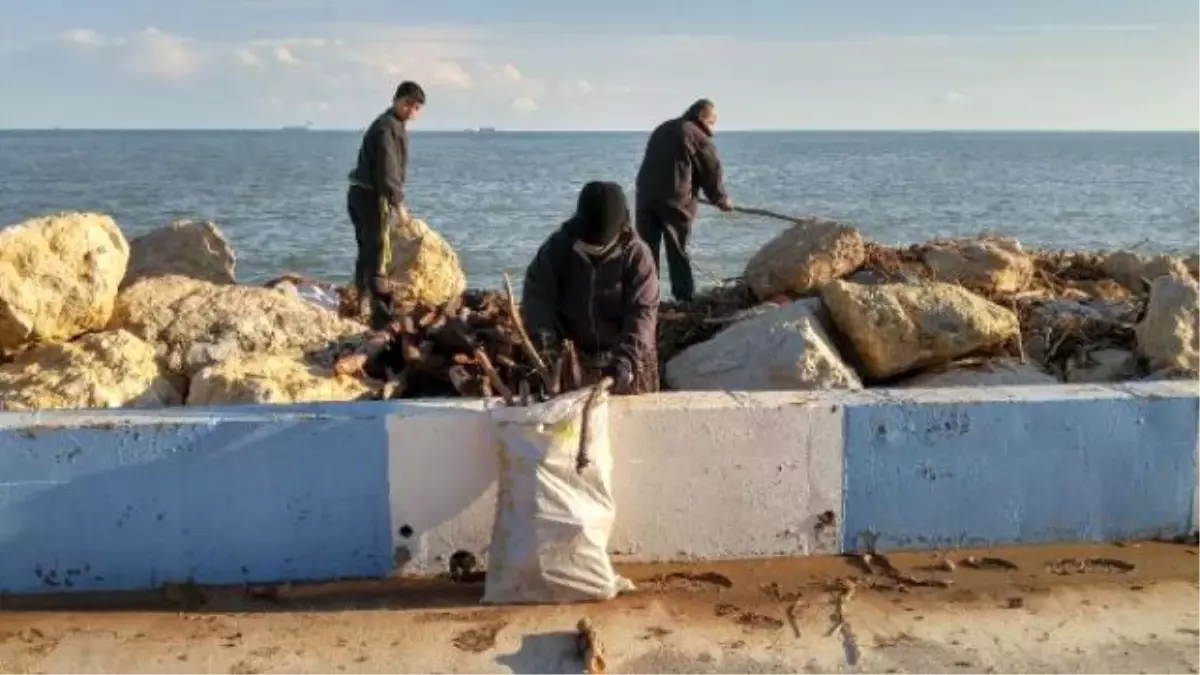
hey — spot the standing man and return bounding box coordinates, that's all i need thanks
[347,81,425,330]
[634,99,733,302]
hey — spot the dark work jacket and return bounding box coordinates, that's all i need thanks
[521,223,660,372]
[348,110,408,206]
[634,116,728,220]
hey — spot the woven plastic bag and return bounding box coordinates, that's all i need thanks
[482,385,632,604]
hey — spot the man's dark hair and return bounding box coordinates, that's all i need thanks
[394,81,426,104]
[684,98,714,120]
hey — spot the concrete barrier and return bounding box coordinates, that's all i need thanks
[0,382,1195,594]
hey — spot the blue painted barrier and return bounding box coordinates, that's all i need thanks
[840,386,1199,552]
[0,383,1194,594]
[0,405,393,593]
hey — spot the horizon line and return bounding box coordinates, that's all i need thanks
[1,127,1197,134]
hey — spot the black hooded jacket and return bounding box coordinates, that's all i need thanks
[521,183,660,371]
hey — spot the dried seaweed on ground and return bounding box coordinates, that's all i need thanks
[1013,294,1143,377]
[657,279,757,368]
[857,242,932,283]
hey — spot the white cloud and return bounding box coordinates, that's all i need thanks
[502,63,522,81]
[510,97,538,113]
[557,79,595,96]
[235,49,262,67]
[943,91,965,104]
[429,60,473,89]
[122,28,202,81]
[274,46,301,65]
[61,29,107,48]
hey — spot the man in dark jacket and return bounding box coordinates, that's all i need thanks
[634,99,733,302]
[347,81,425,330]
[522,182,661,395]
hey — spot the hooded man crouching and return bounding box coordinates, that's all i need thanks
[521,181,661,395]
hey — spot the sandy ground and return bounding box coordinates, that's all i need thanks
[0,542,1196,674]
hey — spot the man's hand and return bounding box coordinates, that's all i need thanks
[716,197,734,212]
[612,359,635,395]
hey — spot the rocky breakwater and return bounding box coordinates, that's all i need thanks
[1,207,1196,412]
[660,219,1199,391]
[0,210,472,411]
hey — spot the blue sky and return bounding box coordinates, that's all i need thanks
[0,0,1195,130]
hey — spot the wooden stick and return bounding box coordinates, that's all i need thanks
[475,348,514,405]
[563,340,582,392]
[577,377,613,474]
[576,618,606,674]
[502,273,554,391]
[551,350,565,396]
[1010,299,1027,364]
[701,198,803,225]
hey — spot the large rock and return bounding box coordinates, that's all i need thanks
[743,218,865,300]
[665,298,862,391]
[1186,253,1199,279]
[188,356,372,406]
[0,212,129,352]
[109,276,367,377]
[921,236,1033,295]
[1101,251,1189,291]
[0,330,181,411]
[389,217,467,309]
[1135,275,1199,375]
[901,358,1057,388]
[821,280,1018,379]
[123,220,236,287]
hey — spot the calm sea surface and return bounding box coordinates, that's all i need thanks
[1,130,1196,290]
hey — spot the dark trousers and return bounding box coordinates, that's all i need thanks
[347,186,396,330]
[635,200,695,302]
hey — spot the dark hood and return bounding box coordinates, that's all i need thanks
[566,181,630,247]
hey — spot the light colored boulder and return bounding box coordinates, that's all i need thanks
[187,355,372,406]
[0,212,129,352]
[1135,275,1199,375]
[1186,252,1198,278]
[1065,348,1138,383]
[922,236,1033,295]
[389,217,467,309]
[109,276,366,377]
[743,218,865,300]
[123,220,236,287]
[0,330,181,411]
[901,358,1057,388]
[665,298,862,391]
[821,280,1018,379]
[1101,251,1189,291]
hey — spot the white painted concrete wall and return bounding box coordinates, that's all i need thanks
[0,382,1195,593]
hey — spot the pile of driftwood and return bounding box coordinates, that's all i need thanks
[333,276,600,404]
[332,275,612,473]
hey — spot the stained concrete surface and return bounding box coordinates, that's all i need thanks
[0,542,1196,674]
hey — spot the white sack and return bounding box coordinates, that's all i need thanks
[482,387,631,604]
